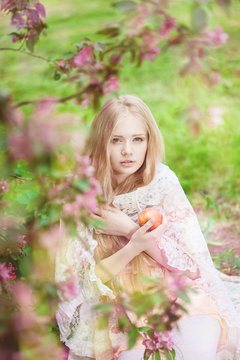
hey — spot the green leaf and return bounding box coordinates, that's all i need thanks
[26,36,35,52]
[72,179,90,192]
[128,325,139,348]
[167,348,176,360]
[97,26,120,38]
[176,291,191,303]
[139,275,158,283]
[93,303,113,312]
[86,217,106,229]
[113,0,137,12]
[97,314,108,329]
[138,326,152,333]
[144,350,150,360]
[191,7,207,32]
[153,350,161,360]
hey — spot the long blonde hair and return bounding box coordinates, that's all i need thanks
[84,95,165,294]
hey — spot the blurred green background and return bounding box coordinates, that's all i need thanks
[1,0,240,210]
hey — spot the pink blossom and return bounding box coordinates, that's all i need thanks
[103,76,120,96]
[142,47,161,61]
[142,330,175,356]
[206,105,224,128]
[167,275,186,292]
[89,177,102,196]
[0,180,9,192]
[160,17,177,38]
[57,59,66,68]
[59,280,78,300]
[25,8,40,25]
[11,13,25,29]
[205,26,229,47]
[73,46,93,67]
[110,54,122,65]
[84,194,98,213]
[0,262,16,281]
[79,155,91,167]
[141,33,161,61]
[161,330,175,350]
[139,4,151,15]
[35,2,46,18]
[14,282,35,309]
[81,95,91,109]
[17,235,27,254]
[63,202,77,216]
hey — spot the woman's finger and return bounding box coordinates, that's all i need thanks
[139,218,155,233]
[91,214,102,221]
[94,207,102,216]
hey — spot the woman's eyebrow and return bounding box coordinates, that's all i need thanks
[112,134,146,137]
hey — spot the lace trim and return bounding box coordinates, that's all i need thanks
[55,223,115,357]
[113,163,240,331]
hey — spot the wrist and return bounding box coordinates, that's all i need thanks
[126,239,142,257]
[126,222,139,240]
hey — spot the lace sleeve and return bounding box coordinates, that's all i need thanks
[153,167,210,274]
[152,166,240,329]
[55,222,115,358]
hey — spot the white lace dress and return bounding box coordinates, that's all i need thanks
[55,162,240,360]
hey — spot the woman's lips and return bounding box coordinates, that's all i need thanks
[120,160,135,167]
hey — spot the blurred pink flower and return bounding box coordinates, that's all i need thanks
[142,47,161,61]
[161,330,175,350]
[142,330,175,356]
[206,105,224,128]
[141,33,161,61]
[103,76,120,96]
[14,282,35,309]
[73,46,93,67]
[0,262,16,281]
[160,17,177,38]
[59,279,78,300]
[35,2,46,18]
[81,95,91,108]
[110,54,122,65]
[205,26,229,47]
[8,132,33,161]
[84,194,98,213]
[57,59,66,68]
[167,275,186,292]
[11,13,25,29]
[0,180,9,192]
[89,177,102,196]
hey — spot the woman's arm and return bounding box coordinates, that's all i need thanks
[91,206,139,239]
[95,218,156,283]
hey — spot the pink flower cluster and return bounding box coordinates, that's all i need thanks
[0,180,9,193]
[0,262,16,281]
[73,46,94,67]
[205,26,229,47]
[1,0,46,46]
[63,156,102,216]
[142,330,175,357]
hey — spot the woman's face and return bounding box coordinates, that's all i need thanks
[109,112,148,184]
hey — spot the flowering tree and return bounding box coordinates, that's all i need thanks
[0,0,232,359]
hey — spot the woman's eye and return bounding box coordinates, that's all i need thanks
[112,138,122,143]
[133,137,143,142]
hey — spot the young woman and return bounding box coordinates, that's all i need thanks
[56,95,240,360]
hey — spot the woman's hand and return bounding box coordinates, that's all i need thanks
[128,216,168,255]
[91,206,139,239]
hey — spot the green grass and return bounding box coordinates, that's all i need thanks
[1,0,240,206]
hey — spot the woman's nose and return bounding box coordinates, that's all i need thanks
[121,140,133,155]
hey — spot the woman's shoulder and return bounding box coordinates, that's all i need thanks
[154,162,180,185]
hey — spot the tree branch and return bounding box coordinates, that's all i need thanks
[0,47,50,62]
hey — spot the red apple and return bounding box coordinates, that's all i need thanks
[138,208,163,231]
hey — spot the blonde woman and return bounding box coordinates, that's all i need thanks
[56,95,240,360]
